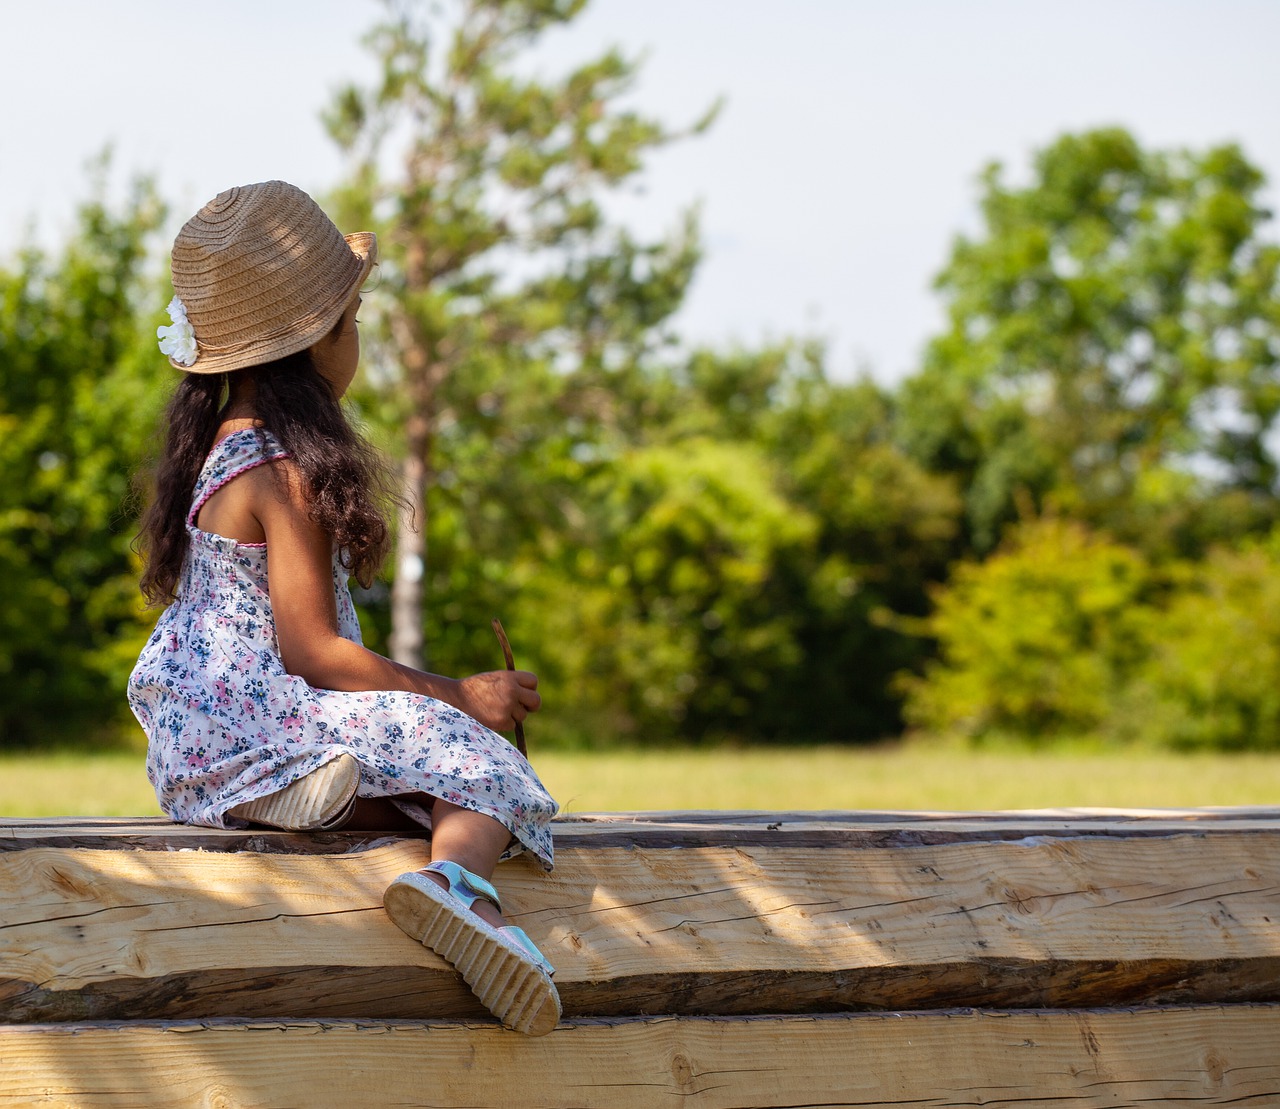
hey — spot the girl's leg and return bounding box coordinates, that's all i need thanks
[381,796,560,1034]
[353,794,514,929]
[345,797,424,831]
[423,799,512,930]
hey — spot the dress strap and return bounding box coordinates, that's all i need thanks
[186,428,290,528]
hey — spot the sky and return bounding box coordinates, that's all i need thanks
[2,0,1277,384]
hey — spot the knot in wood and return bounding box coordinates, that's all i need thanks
[670,1051,695,1089]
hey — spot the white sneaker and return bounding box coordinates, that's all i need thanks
[229,753,360,831]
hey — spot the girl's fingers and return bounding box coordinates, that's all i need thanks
[460,670,539,729]
[504,671,540,711]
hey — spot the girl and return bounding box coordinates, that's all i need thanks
[129,180,561,1036]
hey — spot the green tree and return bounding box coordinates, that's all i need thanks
[762,370,964,740]
[901,517,1155,741]
[518,435,817,742]
[324,0,711,672]
[634,342,966,740]
[0,167,166,746]
[900,128,1280,554]
[1125,533,1280,750]
[540,341,965,743]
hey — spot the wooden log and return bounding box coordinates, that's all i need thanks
[2,816,1278,1021]
[0,1006,1277,1108]
[5,808,1280,852]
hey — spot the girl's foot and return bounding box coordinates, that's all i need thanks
[383,860,561,1036]
[228,753,360,831]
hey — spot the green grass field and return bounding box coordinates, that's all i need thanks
[2,742,1278,817]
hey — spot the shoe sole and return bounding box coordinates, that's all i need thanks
[383,873,561,1036]
[230,753,360,831]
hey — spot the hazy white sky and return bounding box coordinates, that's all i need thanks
[2,0,1277,383]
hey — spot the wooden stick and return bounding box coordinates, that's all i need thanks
[490,618,527,757]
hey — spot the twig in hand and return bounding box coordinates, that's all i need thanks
[491,617,528,758]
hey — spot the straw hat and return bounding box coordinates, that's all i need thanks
[164,180,377,374]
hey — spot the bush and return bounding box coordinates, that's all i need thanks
[520,437,816,743]
[900,517,1154,740]
[1123,534,1280,750]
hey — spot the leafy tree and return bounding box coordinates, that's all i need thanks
[518,436,816,742]
[637,342,966,740]
[324,0,711,671]
[540,341,966,743]
[901,517,1155,741]
[1124,533,1280,750]
[906,516,1280,750]
[0,167,166,746]
[900,128,1280,554]
[762,370,964,740]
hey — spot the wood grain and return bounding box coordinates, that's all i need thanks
[1,1007,1277,1108]
[5,808,1280,853]
[3,827,1278,1021]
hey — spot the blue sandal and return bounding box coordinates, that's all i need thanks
[383,860,560,1036]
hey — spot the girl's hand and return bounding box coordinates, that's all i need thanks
[455,670,541,733]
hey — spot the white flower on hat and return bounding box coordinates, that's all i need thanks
[157,295,198,366]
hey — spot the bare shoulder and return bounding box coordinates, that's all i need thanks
[243,456,312,519]
[250,458,332,552]
[196,457,304,544]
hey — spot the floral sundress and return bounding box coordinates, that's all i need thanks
[127,428,557,869]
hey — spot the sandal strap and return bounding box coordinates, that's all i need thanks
[499,925,555,977]
[422,860,503,913]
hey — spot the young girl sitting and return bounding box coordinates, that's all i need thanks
[129,180,561,1036]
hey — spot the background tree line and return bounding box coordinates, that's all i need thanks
[2,0,1279,752]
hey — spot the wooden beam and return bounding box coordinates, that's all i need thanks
[1,1007,1277,1108]
[3,826,1278,1021]
[4,808,1280,852]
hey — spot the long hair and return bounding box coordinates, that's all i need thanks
[137,373,225,604]
[136,351,395,605]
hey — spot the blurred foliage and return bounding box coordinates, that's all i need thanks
[4,36,1280,758]
[899,127,1280,556]
[324,0,712,675]
[903,519,1280,751]
[0,159,167,746]
[1122,533,1280,750]
[527,434,817,740]
[901,517,1158,740]
[894,128,1280,749]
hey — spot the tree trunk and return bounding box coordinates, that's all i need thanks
[388,431,427,670]
[388,301,436,671]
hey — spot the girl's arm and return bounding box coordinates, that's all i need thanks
[249,461,540,733]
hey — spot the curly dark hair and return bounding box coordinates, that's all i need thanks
[136,350,397,606]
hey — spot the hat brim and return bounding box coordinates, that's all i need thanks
[173,231,378,374]
[345,232,378,285]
